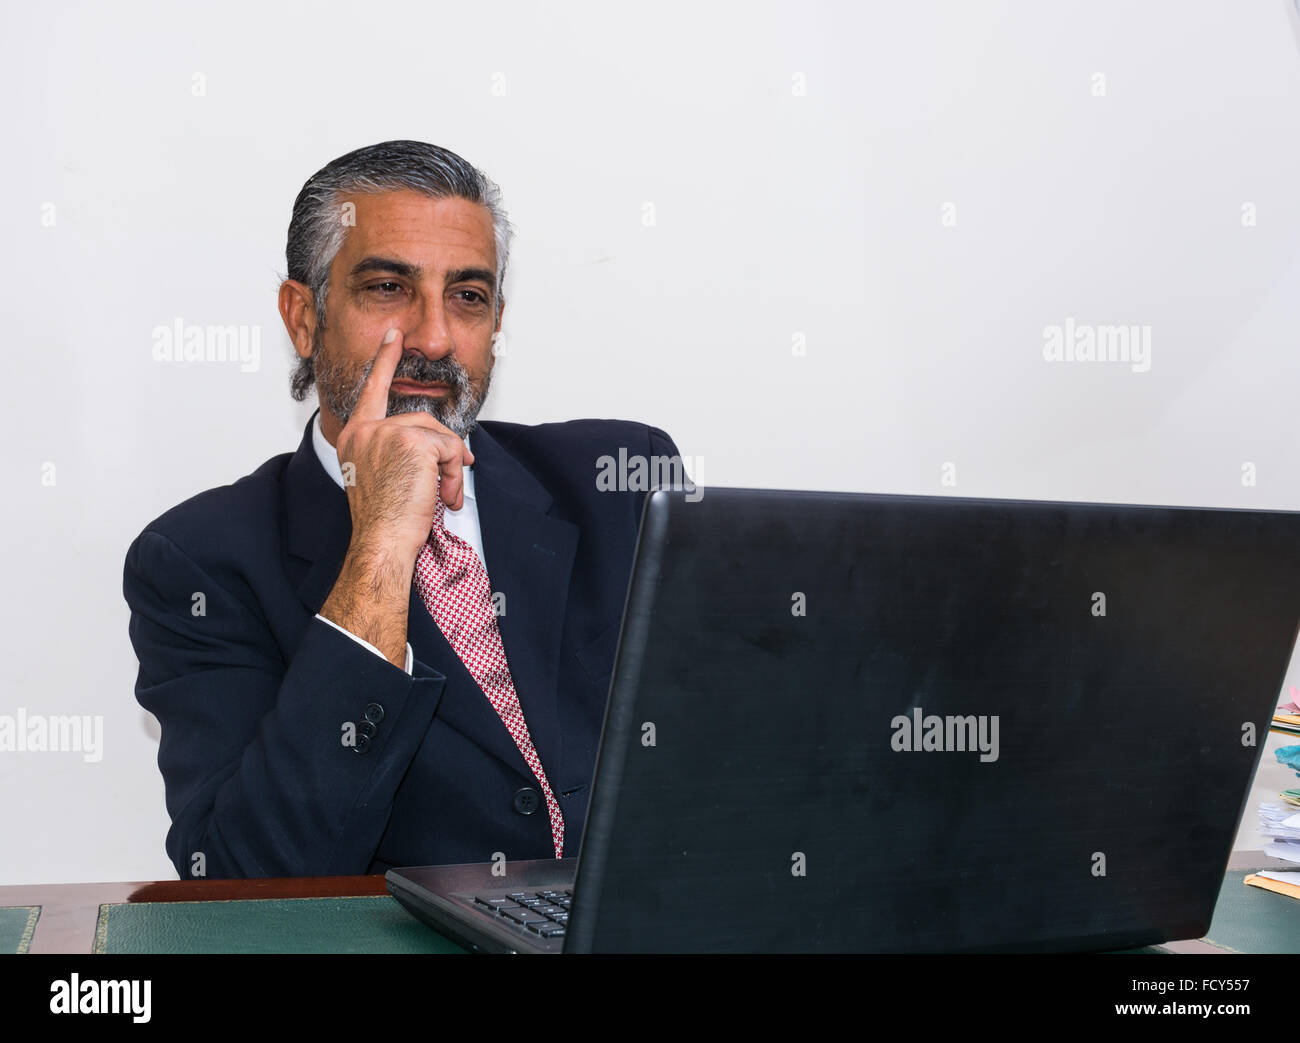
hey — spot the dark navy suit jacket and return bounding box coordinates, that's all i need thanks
[123,410,680,879]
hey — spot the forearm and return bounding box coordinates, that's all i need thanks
[319,544,415,669]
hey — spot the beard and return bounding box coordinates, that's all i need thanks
[311,327,492,439]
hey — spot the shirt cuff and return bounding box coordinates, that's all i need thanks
[315,613,414,675]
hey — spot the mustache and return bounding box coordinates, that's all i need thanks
[345,352,474,398]
[389,355,472,389]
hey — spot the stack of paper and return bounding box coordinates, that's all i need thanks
[1259,803,1300,864]
[1273,688,1300,736]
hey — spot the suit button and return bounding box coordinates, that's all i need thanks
[354,733,371,755]
[358,720,377,740]
[513,787,539,815]
[363,703,385,725]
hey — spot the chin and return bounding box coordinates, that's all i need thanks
[388,393,470,438]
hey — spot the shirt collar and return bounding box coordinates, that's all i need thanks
[311,411,475,501]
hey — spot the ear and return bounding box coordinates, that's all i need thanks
[278,279,318,360]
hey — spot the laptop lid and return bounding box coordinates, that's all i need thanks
[564,487,1300,952]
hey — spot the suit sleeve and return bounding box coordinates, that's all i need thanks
[124,528,447,880]
[316,613,414,675]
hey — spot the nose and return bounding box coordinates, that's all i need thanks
[401,292,454,361]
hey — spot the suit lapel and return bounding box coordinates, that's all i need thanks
[281,411,578,780]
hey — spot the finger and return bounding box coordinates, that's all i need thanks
[351,328,403,424]
[402,426,469,511]
[439,451,468,511]
[383,412,475,465]
[437,433,468,512]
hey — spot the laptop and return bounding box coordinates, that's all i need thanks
[387,487,1300,952]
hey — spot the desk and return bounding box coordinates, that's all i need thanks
[1,873,389,954]
[2,851,1294,954]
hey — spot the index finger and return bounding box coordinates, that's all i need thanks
[352,328,402,423]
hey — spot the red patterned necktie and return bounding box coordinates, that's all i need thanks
[412,492,565,858]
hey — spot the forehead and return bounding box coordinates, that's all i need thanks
[334,189,496,272]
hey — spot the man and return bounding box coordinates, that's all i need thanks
[123,141,683,879]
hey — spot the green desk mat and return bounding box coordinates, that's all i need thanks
[0,906,40,954]
[86,869,1300,953]
[94,895,466,954]
[1199,869,1300,954]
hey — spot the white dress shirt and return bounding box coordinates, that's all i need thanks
[311,412,487,675]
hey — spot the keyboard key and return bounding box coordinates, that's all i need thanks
[503,910,548,926]
[474,897,521,913]
[539,925,566,938]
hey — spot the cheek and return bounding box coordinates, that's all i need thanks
[315,333,368,386]
[470,351,495,388]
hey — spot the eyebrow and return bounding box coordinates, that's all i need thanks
[348,257,497,296]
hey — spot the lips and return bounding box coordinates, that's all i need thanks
[392,380,450,394]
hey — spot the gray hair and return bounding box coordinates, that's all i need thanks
[285,140,513,401]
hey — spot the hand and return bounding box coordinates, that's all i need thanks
[335,327,476,570]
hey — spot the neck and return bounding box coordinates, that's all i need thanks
[318,407,343,448]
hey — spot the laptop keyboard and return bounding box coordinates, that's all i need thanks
[471,889,571,938]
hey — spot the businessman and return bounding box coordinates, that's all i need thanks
[124,141,682,879]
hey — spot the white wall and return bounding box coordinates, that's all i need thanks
[3,0,1299,885]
